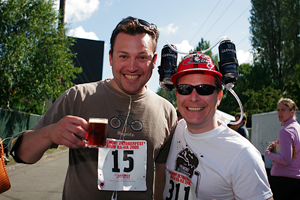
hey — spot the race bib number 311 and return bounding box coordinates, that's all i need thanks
[163,169,197,200]
[97,139,147,191]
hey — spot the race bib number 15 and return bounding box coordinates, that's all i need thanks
[97,139,147,191]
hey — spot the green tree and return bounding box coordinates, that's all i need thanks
[156,87,177,107]
[221,0,300,126]
[218,63,255,119]
[250,0,300,104]
[243,86,282,117]
[0,0,81,114]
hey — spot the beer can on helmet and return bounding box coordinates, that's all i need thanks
[170,53,222,86]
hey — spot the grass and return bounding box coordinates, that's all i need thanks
[5,145,68,166]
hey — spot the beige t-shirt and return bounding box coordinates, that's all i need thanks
[33,79,177,200]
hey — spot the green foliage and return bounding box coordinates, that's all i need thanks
[0,0,81,114]
[243,86,282,116]
[219,0,300,126]
[156,87,177,107]
[250,0,300,94]
[219,62,272,114]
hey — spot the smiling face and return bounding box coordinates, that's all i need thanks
[176,73,223,134]
[109,32,157,95]
[277,103,295,122]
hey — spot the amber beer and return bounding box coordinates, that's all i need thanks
[88,118,108,148]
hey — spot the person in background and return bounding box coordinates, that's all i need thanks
[9,16,177,200]
[163,53,273,200]
[265,97,300,200]
[235,112,249,140]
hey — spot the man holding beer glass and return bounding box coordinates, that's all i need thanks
[10,16,177,200]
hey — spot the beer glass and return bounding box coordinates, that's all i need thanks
[87,118,108,148]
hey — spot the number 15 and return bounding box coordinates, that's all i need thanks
[112,150,134,173]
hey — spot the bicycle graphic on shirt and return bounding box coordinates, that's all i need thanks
[109,110,143,132]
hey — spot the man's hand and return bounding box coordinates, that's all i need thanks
[47,115,89,148]
[17,115,89,163]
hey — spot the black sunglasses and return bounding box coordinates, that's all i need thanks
[176,84,217,95]
[116,17,157,32]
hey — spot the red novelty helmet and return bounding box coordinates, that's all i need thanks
[171,53,222,86]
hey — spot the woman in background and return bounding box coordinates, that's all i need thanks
[265,98,300,200]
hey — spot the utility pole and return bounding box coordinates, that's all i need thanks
[59,0,66,27]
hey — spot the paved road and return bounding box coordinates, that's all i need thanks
[0,149,69,200]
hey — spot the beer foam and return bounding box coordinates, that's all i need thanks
[89,118,108,124]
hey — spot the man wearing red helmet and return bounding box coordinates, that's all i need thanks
[163,53,273,200]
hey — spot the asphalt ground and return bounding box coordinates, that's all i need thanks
[0,149,69,200]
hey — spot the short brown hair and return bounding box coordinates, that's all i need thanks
[110,16,159,56]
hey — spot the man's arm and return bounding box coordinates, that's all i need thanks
[154,163,166,200]
[15,115,88,164]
